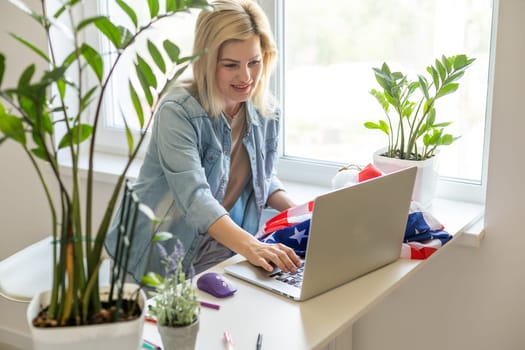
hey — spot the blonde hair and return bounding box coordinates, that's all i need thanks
[189,0,277,117]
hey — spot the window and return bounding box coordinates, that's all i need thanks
[268,0,494,202]
[94,0,198,155]
[95,0,495,203]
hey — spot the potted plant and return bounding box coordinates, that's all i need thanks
[363,54,475,206]
[143,238,201,350]
[0,0,210,348]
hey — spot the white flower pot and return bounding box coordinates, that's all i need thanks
[373,149,439,208]
[27,283,146,350]
[158,319,200,350]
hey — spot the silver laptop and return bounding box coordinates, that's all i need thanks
[224,166,417,301]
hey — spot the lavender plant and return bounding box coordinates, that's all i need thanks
[142,238,200,327]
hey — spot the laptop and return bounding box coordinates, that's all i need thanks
[224,166,417,301]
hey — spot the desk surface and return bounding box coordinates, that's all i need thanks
[144,199,483,350]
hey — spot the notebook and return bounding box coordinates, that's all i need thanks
[224,166,417,301]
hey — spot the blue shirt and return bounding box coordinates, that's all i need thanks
[104,87,285,281]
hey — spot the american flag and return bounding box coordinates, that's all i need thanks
[257,164,452,260]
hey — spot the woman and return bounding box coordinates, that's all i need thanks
[105,0,301,281]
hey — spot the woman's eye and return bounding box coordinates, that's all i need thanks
[249,60,261,67]
[224,63,238,69]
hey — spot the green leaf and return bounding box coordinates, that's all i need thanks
[119,26,134,48]
[93,17,122,49]
[147,40,166,74]
[436,83,459,98]
[0,106,26,145]
[80,43,103,82]
[435,58,446,83]
[163,40,181,62]
[76,15,107,31]
[417,74,429,100]
[148,0,160,18]
[129,80,145,127]
[116,0,138,28]
[153,232,173,242]
[58,123,93,149]
[56,79,66,100]
[370,89,389,111]
[442,55,452,74]
[142,272,163,287]
[446,71,465,84]
[136,55,157,89]
[166,0,177,12]
[30,146,48,160]
[439,133,456,145]
[119,104,135,154]
[9,34,50,63]
[453,54,468,70]
[363,120,389,135]
[40,65,68,87]
[433,121,452,128]
[428,66,440,91]
[18,64,36,88]
[136,66,154,107]
[79,86,99,113]
[169,64,192,85]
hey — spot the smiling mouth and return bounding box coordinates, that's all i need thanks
[232,83,251,91]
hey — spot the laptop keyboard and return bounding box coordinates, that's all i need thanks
[270,262,305,288]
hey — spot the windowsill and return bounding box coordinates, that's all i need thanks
[57,152,486,248]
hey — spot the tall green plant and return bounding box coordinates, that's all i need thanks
[0,0,210,326]
[364,54,475,160]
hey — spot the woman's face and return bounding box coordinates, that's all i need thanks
[216,35,263,116]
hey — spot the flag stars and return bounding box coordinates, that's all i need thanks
[289,227,307,244]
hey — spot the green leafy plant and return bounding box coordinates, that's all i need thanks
[0,0,210,326]
[143,238,200,327]
[364,54,475,160]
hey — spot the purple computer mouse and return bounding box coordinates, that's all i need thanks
[197,272,237,298]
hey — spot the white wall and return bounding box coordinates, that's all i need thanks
[1,1,524,349]
[0,0,53,258]
[353,1,525,349]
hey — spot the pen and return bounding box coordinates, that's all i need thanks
[142,339,161,350]
[224,330,234,350]
[199,300,220,310]
[256,333,263,350]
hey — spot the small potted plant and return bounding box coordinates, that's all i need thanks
[364,54,475,206]
[143,237,201,350]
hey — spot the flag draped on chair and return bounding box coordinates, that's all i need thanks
[257,164,452,260]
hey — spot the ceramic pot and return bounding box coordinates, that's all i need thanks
[158,319,199,350]
[26,283,146,350]
[373,148,439,208]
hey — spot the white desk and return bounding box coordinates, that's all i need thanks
[0,198,482,349]
[144,199,484,350]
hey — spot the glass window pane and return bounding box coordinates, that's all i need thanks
[283,0,493,182]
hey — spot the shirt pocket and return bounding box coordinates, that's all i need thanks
[202,145,222,178]
[263,137,278,178]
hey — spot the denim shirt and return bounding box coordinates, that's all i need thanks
[104,87,284,281]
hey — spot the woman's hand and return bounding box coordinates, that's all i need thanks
[243,240,302,273]
[208,215,302,273]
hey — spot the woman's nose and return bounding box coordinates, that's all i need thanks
[238,65,250,82]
